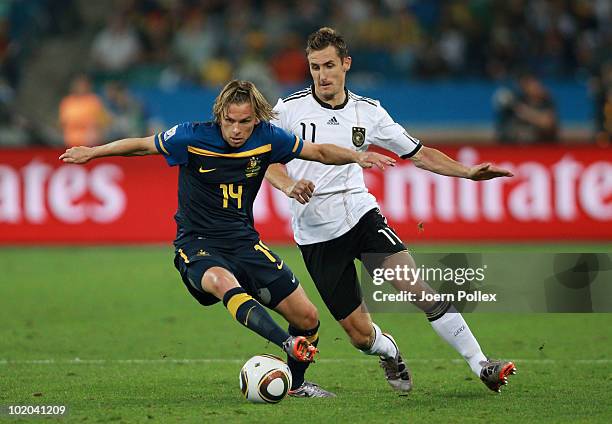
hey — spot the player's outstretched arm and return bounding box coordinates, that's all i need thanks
[299,143,395,170]
[410,146,513,181]
[265,164,315,204]
[59,135,158,164]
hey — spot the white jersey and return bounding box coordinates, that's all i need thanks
[271,86,422,245]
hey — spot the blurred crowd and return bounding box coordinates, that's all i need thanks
[1,0,80,146]
[59,74,158,147]
[78,0,612,84]
[0,0,610,146]
[76,0,612,86]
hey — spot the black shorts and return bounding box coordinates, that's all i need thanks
[298,208,407,321]
[174,238,299,309]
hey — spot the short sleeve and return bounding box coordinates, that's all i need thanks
[270,98,288,130]
[370,104,422,159]
[268,123,304,164]
[155,122,193,166]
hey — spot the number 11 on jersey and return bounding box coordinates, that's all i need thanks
[300,122,316,143]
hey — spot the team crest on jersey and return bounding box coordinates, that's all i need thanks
[245,156,262,178]
[352,127,366,147]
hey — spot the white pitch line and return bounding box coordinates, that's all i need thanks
[0,358,610,365]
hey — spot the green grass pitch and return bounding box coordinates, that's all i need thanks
[1,244,611,423]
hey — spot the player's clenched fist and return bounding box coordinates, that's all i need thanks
[356,152,396,170]
[284,179,315,204]
[59,146,95,164]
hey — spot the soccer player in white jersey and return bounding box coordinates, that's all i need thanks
[266,27,517,398]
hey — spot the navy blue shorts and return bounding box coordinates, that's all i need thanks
[173,238,299,309]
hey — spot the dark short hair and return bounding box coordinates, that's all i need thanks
[306,27,348,59]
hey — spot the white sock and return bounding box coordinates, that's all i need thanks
[429,307,486,376]
[361,323,398,359]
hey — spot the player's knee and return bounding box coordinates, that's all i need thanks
[202,268,238,298]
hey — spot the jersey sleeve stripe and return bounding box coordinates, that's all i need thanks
[291,135,300,153]
[283,87,311,101]
[401,143,422,159]
[156,133,169,155]
[348,92,378,106]
[188,144,272,158]
[404,133,420,145]
[283,92,311,103]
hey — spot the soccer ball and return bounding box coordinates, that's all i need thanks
[239,354,292,404]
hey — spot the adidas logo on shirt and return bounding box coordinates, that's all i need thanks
[327,116,339,125]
